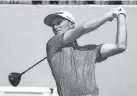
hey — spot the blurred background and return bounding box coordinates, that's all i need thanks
[0,0,137,5]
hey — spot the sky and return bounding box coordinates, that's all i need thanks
[0,5,137,96]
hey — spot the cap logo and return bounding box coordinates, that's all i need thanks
[55,12,64,15]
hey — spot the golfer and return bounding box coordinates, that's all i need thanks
[44,7,127,96]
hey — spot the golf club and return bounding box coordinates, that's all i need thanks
[8,56,47,87]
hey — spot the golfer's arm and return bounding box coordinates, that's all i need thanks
[100,14,127,57]
[63,13,112,44]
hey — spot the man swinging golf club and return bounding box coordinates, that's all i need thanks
[44,6,127,96]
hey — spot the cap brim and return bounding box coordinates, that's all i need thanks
[44,14,60,27]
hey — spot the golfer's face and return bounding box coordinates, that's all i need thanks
[51,17,71,35]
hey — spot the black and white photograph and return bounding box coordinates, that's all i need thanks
[0,0,136,96]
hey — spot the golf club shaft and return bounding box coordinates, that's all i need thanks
[21,57,47,75]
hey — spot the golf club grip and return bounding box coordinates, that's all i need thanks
[21,57,47,75]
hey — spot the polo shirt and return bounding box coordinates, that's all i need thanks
[46,33,107,96]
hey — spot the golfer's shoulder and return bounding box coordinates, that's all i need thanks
[46,33,64,47]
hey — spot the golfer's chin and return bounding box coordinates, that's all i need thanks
[54,30,65,35]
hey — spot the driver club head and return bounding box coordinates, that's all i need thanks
[8,72,22,87]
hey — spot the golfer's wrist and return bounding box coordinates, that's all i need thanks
[105,13,113,21]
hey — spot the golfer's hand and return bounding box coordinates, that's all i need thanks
[113,6,126,18]
[107,6,126,21]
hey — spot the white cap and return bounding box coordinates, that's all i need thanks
[44,11,75,27]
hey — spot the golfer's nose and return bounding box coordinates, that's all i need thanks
[53,25,60,31]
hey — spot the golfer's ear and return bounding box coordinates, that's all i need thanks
[70,23,75,29]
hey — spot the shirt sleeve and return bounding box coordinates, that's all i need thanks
[46,33,65,60]
[80,44,107,63]
[95,44,108,63]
